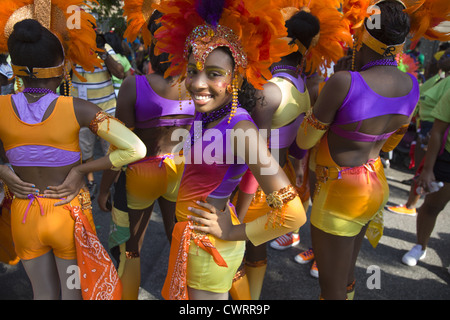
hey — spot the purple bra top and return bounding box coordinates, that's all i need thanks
[134,75,195,129]
[186,108,254,199]
[7,93,81,167]
[330,71,419,142]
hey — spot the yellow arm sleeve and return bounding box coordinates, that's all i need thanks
[245,185,306,246]
[92,113,147,169]
[296,110,330,150]
[381,124,409,152]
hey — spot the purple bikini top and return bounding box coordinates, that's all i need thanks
[330,71,419,142]
[134,75,195,129]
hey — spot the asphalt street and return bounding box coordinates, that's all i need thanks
[1,159,449,301]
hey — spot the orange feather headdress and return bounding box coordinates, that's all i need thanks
[153,0,295,90]
[123,0,160,47]
[403,0,450,42]
[0,0,102,78]
[276,0,353,76]
[343,0,450,57]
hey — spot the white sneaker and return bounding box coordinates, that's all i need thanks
[309,260,319,278]
[402,244,426,266]
[269,232,300,250]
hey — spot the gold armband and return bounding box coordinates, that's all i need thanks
[89,111,125,134]
[297,110,330,150]
[265,184,298,228]
[90,112,146,169]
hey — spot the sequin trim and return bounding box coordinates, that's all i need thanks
[184,24,248,72]
[265,184,298,228]
[89,111,114,134]
[302,110,329,132]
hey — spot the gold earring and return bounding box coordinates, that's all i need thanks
[16,77,24,92]
[64,65,72,96]
[351,39,357,72]
[178,82,183,111]
[228,75,239,124]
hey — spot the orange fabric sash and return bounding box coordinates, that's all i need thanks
[162,221,228,300]
[66,205,122,300]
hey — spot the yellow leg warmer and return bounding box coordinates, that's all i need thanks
[120,253,141,300]
[245,259,267,300]
[229,268,252,300]
[346,280,356,300]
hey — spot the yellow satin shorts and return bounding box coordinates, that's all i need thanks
[126,154,184,210]
[310,136,389,237]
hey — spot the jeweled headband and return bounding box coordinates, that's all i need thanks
[184,24,247,72]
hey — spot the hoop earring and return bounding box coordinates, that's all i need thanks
[227,75,239,124]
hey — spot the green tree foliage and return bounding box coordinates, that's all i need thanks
[92,0,126,36]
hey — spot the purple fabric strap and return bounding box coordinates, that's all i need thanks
[272,71,306,93]
[330,126,396,142]
[141,117,194,128]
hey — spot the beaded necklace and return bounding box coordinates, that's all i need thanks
[191,101,237,145]
[201,102,234,125]
[360,59,398,72]
[23,87,55,95]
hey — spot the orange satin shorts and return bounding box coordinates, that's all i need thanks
[11,191,95,260]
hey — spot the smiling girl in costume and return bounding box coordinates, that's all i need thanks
[153,0,307,300]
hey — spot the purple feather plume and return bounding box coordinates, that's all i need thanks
[195,0,225,28]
